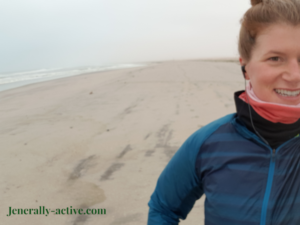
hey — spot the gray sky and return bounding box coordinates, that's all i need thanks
[0,0,250,73]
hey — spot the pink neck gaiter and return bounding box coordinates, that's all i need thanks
[239,82,300,124]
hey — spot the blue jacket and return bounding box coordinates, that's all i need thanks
[147,113,300,225]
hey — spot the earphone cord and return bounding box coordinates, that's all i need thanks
[244,79,270,146]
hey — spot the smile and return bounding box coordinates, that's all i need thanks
[274,89,300,97]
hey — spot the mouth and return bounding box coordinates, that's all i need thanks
[274,89,300,97]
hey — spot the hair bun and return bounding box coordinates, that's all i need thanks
[251,0,263,6]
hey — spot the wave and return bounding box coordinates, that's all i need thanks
[0,63,147,87]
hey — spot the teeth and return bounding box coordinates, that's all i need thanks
[275,89,300,96]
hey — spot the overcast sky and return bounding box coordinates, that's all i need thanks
[0,0,250,73]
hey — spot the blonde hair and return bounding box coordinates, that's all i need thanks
[238,0,300,62]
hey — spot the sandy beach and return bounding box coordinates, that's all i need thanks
[1,59,244,225]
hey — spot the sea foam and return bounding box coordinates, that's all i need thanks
[0,63,147,92]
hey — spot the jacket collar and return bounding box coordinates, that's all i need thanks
[234,90,300,149]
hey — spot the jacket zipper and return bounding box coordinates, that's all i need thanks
[259,139,297,225]
[272,148,276,162]
[260,148,276,225]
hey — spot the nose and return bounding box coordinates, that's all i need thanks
[282,59,300,82]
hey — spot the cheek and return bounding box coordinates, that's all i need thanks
[249,65,275,88]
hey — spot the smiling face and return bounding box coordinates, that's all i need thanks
[240,23,300,105]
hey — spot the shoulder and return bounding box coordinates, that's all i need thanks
[185,113,237,148]
[171,113,237,167]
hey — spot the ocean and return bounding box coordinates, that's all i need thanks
[0,63,147,92]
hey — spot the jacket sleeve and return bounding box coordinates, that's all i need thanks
[147,113,235,224]
[147,131,204,224]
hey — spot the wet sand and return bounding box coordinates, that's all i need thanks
[1,59,243,225]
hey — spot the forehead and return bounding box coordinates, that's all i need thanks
[253,23,300,55]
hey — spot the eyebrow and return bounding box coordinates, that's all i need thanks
[263,50,286,56]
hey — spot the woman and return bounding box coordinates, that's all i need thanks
[147,0,300,224]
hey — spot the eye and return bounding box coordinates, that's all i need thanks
[269,56,280,61]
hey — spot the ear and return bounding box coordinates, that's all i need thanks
[239,57,250,80]
[239,56,246,66]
